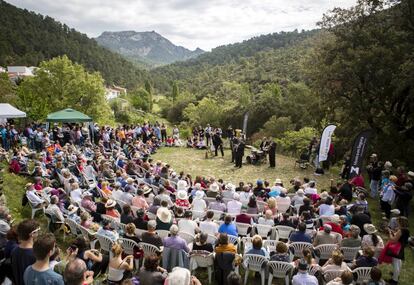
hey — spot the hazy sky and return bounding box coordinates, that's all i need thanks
[7,0,357,50]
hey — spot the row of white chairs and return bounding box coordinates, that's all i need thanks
[243,253,372,285]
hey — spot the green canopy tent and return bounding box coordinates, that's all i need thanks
[46,108,92,123]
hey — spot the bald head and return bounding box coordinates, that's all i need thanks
[64,258,87,285]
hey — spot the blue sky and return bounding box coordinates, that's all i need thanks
[7,0,357,50]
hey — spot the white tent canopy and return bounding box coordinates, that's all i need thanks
[0,103,26,119]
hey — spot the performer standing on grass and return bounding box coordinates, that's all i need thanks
[267,137,276,168]
[212,130,224,157]
[235,138,245,168]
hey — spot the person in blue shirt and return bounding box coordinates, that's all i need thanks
[23,233,64,285]
[218,215,238,236]
[289,222,312,243]
[246,235,270,258]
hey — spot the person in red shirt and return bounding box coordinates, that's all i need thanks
[350,173,365,188]
[319,214,344,237]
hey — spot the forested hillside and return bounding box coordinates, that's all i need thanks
[150,29,318,93]
[0,0,148,88]
[151,0,414,166]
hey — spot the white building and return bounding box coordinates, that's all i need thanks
[105,85,127,99]
[7,66,34,80]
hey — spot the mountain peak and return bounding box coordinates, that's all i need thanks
[95,31,204,67]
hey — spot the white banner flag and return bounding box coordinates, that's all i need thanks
[318,124,336,162]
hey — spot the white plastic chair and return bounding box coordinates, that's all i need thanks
[118,238,140,269]
[211,210,225,220]
[323,269,344,283]
[207,234,217,245]
[139,242,161,257]
[242,237,253,253]
[341,246,361,262]
[290,242,313,258]
[156,230,170,239]
[191,210,205,220]
[28,201,45,219]
[309,264,321,276]
[315,244,339,262]
[96,234,115,256]
[228,234,240,245]
[77,225,98,249]
[267,261,294,285]
[273,225,294,240]
[276,202,291,214]
[236,222,251,237]
[263,239,278,253]
[257,201,267,212]
[254,224,272,238]
[179,232,195,244]
[243,254,268,285]
[147,212,157,220]
[135,228,146,238]
[65,218,79,237]
[190,252,214,284]
[203,197,216,205]
[353,267,372,284]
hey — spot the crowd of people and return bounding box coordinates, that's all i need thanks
[0,121,413,285]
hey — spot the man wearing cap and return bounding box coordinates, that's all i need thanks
[367,153,382,198]
[292,259,318,285]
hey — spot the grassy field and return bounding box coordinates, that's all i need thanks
[152,147,338,190]
[2,147,414,284]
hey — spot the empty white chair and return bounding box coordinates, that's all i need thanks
[207,234,218,245]
[118,238,140,269]
[179,232,195,244]
[290,242,313,259]
[211,210,225,220]
[28,201,45,219]
[243,254,268,285]
[273,225,294,240]
[341,246,361,262]
[254,224,272,238]
[96,234,115,257]
[263,239,278,253]
[139,242,161,258]
[323,270,344,283]
[315,244,339,262]
[156,230,170,239]
[353,267,372,284]
[242,237,253,253]
[64,218,79,237]
[190,252,214,284]
[267,261,294,285]
[77,225,98,249]
[228,235,240,245]
[236,222,251,237]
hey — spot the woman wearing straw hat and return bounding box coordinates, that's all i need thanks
[105,199,120,219]
[175,190,190,209]
[362,224,384,252]
[156,207,173,231]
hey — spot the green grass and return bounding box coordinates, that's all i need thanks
[2,148,414,284]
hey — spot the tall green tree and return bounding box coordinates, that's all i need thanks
[17,55,114,123]
[308,0,414,162]
[0,72,17,104]
[171,81,179,104]
[144,80,153,112]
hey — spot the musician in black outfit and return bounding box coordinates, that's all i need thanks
[235,139,245,168]
[231,137,238,163]
[212,131,224,157]
[267,137,276,168]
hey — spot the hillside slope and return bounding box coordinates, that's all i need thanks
[0,0,148,88]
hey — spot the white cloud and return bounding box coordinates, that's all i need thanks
[6,0,357,50]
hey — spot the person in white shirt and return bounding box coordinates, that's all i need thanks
[275,192,291,213]
[83,160,97,181]
[318,196,335,216]
[111,183,124,201]
[239,186,252,206]
[156,187,174,208]
[192,191,207,212]
[199,211,219,236]
[222,183,236,199]
[291,189,305,206]
[45,195,64,222]
[178,211,199,234]
[26,183,46,207]
[304,181,317,195]
[70,183,83,204]
[227,193,242,215]
[292,259,318,285]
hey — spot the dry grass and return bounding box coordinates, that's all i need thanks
[153,146,337,189]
